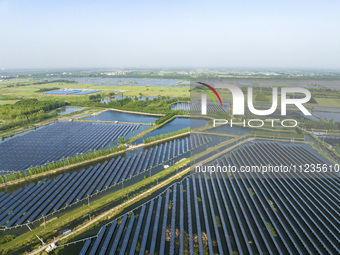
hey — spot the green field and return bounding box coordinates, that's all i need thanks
[0,100,18,105]
[1,78,340,109]
[314,98,340,108]
[0,78,190,99]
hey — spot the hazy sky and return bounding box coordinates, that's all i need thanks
[1,0,340,69]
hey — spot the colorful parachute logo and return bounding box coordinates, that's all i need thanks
[196,82,223,106]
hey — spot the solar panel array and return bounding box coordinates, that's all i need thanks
[73,90,102,95]
[171,102,227,113]
[0,134,211,228]
[44,89,101,95]
[0,122,139,171]
[80,142,339,254]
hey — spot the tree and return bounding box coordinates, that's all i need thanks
[119,136,125,144]
[295,127,302,135]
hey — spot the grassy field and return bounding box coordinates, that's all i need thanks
[314,98,340,108]
[0,78,190,99]
[2,78,340,109]
[0,100,18,105]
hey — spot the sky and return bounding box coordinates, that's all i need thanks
[1,0,340,69]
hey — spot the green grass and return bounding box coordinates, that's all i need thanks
[314,98,340,108]
[248,188,255,196]
[266,222,278,237]
[0,100,19,105]
[250,130,304,139]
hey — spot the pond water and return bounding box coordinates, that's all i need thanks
[307,106,340,112]
[84,110,159,124]
[100,96,134,104]
[57,106,83,115]
[304,114,321,122]
[100,96,175,104]
[207,125,253,135]
[138,96,157,101]
[137,96,175,101]
[313,111,340,123]
[134,118,209,144]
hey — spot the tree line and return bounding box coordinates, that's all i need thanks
[142,127,190,144]
[0,99,68,131]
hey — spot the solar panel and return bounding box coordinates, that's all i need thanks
[65,141,340,254]
[129,205,147,255]
[109,215,128,255]
[139,200,155,255]
[192,177,204,255]
[169,184,177,255]
[186,179,194,255]
[179,184,184,255]
[149,196,163,255]
[0,122,138,172]
[159,189,170,254]
[98,221,117,255]
[89,226,107,255]
[118,214,136,255]
[79,239,92,255]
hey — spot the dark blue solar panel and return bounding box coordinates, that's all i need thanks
[139,200,155,255]
[0,122,138,171]
[129,205,146,255]
[149,196,163,255]
[118,214,135,255]
[179,184,184,255]
[109,215,128,255]
[79,239,92,255]
[159,189,170,254]
[89,226,107,255]
[98,220,117,255]
[169,184,177,255]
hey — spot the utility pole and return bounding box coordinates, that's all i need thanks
[36,235,45,245]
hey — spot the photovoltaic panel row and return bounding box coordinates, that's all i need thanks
[79,142,339,254]
[171,102,227,113]
[0,134,211,228]
[0,121,139,171]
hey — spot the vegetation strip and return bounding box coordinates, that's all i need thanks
[142,127,190,143]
